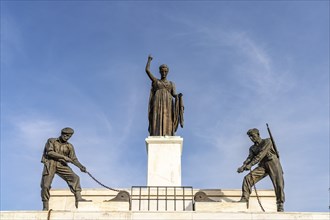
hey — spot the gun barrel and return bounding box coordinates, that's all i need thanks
[266,123,280,159]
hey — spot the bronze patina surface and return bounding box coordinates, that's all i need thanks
[145,55,184,136]
[237,128,285,212]
[40,127,91,210]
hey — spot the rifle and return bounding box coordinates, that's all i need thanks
[266,123,280,159]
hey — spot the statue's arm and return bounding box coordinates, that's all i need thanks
[237,147,254,173]
[248,140,271,167]
[68,145,86,172]
[145,55,157,82]
[45,139,69,161]
[171,82,183,98]
[243,148,254,165]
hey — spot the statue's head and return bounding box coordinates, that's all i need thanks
[61,127,74,134]
[159,64,169,79]
[247,128,261,144]
[247,128,259,136]
[60,127,74,142]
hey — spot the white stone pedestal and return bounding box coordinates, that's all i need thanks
[145,136,183,186]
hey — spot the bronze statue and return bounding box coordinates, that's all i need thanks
[145,55,184,136]
[40,127,91,210]
[237,128,285,212]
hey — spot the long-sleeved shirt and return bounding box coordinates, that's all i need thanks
[41,138,83,169]
[243,138,278,167]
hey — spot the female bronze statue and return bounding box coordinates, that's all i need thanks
[145,55,184,136]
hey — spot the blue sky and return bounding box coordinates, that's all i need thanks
[1,0,329,212]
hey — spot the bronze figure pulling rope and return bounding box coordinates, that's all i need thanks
[237,126,285,212]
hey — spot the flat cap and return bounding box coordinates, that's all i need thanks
[61,127,74,134]
[247,128,259,136]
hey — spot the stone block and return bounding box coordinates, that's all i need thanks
[194,189,277,212]
[1,210,329,220]
[49,188,129,211]
[78,201,129,211]
[146,136,183,186]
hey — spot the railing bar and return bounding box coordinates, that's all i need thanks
[156,186,159,211]
[131,187,133,211]
[148,187,150,211]
[174,187,176,211]
[183,187,185,211]
[139,187,142,211]
[131,186,194,212]
[191,187,194,211]
[165,187,168,211]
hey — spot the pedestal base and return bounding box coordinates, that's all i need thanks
[146,136,183,186]
[3,188,326,219]
[45,188,276,212]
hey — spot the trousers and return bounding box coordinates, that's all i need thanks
[242,158,285,204]
[41,160,81,202]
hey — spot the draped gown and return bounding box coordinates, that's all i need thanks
[148,79,177,136]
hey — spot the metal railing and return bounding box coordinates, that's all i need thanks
[131,186,194,211]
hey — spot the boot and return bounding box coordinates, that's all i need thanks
[237,197,249,203]
[74,191,92,208]
[42,201,49,211]
[277,203,284,212]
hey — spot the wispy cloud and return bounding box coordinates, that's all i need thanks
[1,13,25,67]
[13,118,59,150]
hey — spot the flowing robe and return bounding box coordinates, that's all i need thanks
[148,79,177,136]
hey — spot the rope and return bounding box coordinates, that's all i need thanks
[47,209,52,220]
[85,171,121,192]
[249,168,265,212]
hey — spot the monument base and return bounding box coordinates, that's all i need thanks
[1,210,328,220]
[1,188,327,220]
[78,201,129,211]
[48,188,128,211]
[146,136,183,186]
[47,188,276,212]
[194,189,277,212]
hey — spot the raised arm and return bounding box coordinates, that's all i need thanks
[145,55,157,82]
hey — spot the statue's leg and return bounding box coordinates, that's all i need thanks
[40,165,56,210]
[266,160,285,211]
[56,164,90,207]
[56,164,81,195]
[241,166,267,201]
